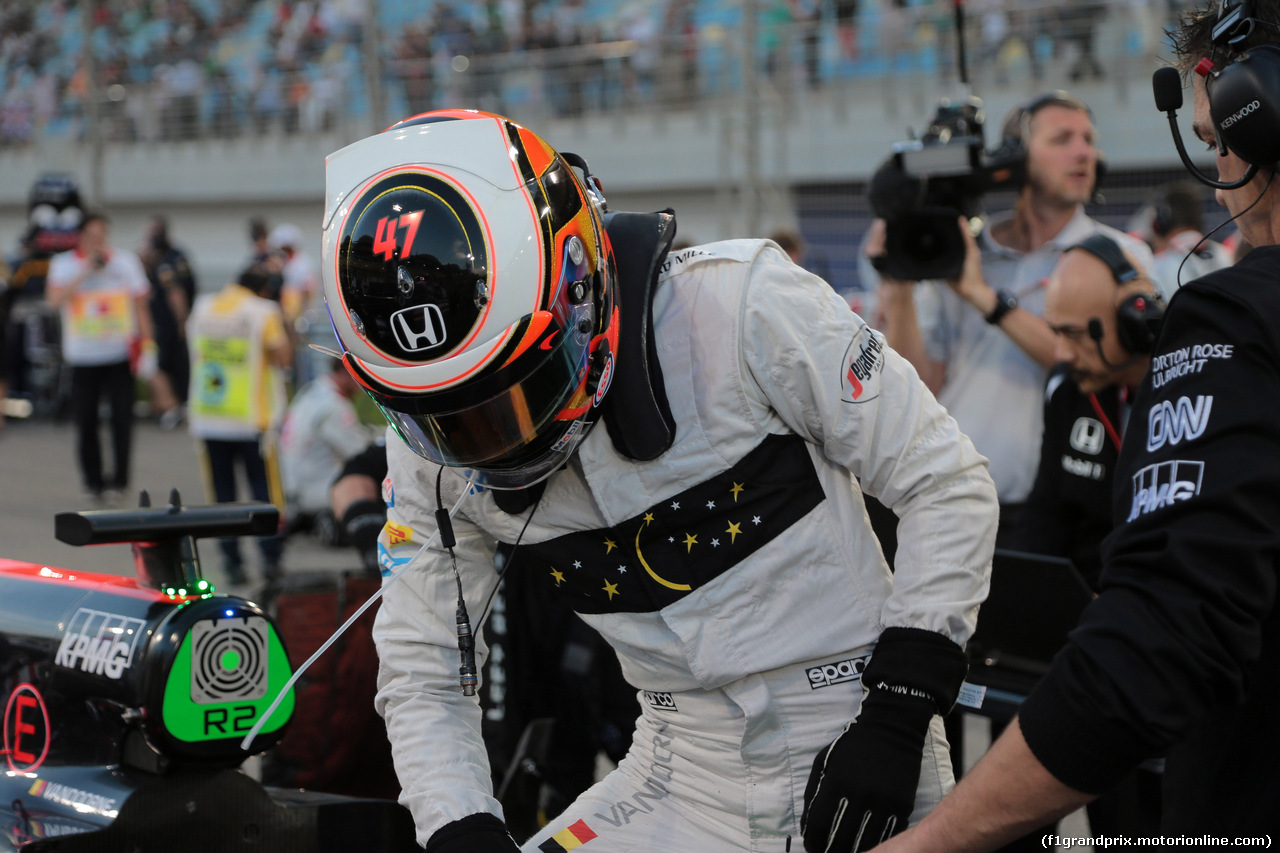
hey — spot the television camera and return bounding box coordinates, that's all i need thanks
[0,494,418,852]
[868,96,1024,281]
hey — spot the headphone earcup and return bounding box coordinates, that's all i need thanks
[1115,292,1165,355]
[1208,43,1280,167]
[1152,199,1173,237]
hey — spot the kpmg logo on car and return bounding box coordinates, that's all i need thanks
[55,608,148,680]
[390,303,447,353]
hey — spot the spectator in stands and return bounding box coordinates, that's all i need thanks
[1148,179,1233,297]
[187,261,291,588]
[871,91,1154,544]
[392,22,436,115]
[279,359,371,539]
[833,0,860,60]
[139,216,197,429]
[1061,0,1108,82]
[46,212,156,506]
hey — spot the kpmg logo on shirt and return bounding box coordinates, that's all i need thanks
[1146,395,1212,452]
[390,303,447,353]
[1127,459,1204,521]
[1069,417,1105,455]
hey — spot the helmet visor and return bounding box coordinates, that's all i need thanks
[354,306,595,483]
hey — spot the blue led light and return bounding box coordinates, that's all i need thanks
[225,609,234,617]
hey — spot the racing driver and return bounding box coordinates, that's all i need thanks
[320,110,997,853]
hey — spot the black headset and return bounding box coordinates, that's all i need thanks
[1207,1,1280,167]
[996,91,1108,198]
[1154,0,1280,188]
[1069,233,1165,358]
[1151,194,1175,237]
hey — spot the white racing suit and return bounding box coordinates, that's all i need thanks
[373,240,997,852]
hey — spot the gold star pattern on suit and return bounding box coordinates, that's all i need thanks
[510,433,825,614]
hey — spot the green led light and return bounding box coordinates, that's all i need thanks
[197,580,208,590]
[177,588,187,597]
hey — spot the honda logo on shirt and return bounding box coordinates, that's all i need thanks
[1069,417,1105,455]
[390,304,447,352]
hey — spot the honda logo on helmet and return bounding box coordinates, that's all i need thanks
[391,304,447,352]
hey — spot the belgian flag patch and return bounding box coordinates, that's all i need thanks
[538,819,598,851]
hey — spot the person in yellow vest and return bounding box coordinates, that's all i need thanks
[46,212,156,505]
[187,261,292,587]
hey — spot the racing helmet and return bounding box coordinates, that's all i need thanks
[322,110,620,490]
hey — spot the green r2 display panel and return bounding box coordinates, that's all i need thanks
[162,614,294,742]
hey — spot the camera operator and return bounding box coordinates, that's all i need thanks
[871,92,1154,542]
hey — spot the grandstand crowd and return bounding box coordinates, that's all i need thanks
[2,0,1193,147]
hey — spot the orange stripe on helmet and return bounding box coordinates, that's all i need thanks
[502,311,555,368]
[517,127,556,177]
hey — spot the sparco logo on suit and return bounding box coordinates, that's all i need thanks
[391,304,447,352]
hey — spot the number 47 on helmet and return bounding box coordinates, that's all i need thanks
[321,110,621,490]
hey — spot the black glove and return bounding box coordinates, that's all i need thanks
[801,628,966,853]
[425,813,520,853]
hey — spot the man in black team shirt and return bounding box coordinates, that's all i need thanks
[1006,234,1166,838]
[1010,235,1163,589]
[874,0,1280,846]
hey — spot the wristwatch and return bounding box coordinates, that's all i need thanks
[985,290,1018,325]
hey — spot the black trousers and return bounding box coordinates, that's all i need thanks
[199,437,285,575]
[70,360,135,493]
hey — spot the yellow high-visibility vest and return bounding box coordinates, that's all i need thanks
[187,284,287,439]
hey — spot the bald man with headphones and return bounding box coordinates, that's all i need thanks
[1005,236,1167,839]
[1009,235,1164,589]
[871,1,1280,846]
